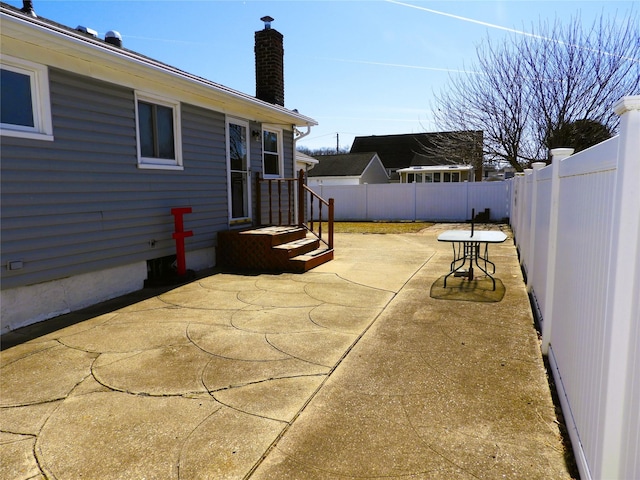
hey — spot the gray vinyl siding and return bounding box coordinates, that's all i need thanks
[283,131,294,178]
[1,68,228,290]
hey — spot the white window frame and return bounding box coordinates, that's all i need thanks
[135,91,183,170]
[262,125,284,178]
[226,117,252,222]
[0,55,53,141]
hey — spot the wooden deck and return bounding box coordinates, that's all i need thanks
[217,226,334,273]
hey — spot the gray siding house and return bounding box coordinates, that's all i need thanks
[0,2,316,332]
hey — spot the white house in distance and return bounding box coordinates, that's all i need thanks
[397,164,475,183]
[295,150,319,174]
[350,131,483,182]
[307,152,389,186]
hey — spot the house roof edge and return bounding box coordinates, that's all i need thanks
[0,4,317,127]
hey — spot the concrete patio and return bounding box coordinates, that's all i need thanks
[0,224,576,479]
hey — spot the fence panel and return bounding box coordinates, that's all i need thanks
[311,184,366,221]
[311,181,510,222]
[516,171,534,275]
[415,183,467,221]
[467,181,511,221]
[509,96,639,480]
[552,143,617,477]
[528,166,552,322]
[367,183,417,220]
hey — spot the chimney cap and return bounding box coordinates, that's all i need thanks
[260,16,274,29]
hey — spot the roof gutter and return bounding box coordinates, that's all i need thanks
[294,125,312,141]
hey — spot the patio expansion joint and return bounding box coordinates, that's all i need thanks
[207,372,328,395]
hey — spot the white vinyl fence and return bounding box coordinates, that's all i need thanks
[310,181,511,222]
[510,96,640,480]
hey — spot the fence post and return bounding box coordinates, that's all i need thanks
[600,96,640,479]
[510,174,523,241]
[526,162,547,292]
[540,149,573,355]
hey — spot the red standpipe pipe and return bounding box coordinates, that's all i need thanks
[171,207,193,276]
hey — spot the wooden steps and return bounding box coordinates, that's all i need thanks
[217,226,333,273]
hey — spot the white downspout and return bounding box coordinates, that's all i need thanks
[293,125,313,224]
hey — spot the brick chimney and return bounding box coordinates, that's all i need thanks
[255,16,284,106]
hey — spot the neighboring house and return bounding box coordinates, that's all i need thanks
[397,165,474,183]
[0,2,317,332]
[350,131,483,182]
[306,152,389,186]
[295,150,319,175]
[401,152,474,182]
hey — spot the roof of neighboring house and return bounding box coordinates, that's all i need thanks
[0,2,317,128]
[350,131,482,170]
[307,153,381,177]
[409,153,451,167]
[397,165,473,173]
[296,151,319,168]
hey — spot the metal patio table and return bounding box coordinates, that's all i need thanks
[437,230,508,291]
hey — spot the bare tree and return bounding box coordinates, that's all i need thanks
[297,146,350,157]
[432,9,639,171]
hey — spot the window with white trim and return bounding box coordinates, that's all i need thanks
[0,55,53,141]
[262,127,283,177]
[135,92,182,169]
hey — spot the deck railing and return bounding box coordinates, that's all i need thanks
[255,170,334,249]
[298,169,334,249]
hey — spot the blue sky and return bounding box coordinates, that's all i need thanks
[7,0,637,150]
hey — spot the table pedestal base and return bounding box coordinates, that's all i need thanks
[444,241,497,290]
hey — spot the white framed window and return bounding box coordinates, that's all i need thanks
[0,55,53,141]
[226,118,251,221]
[262,126,283,177]
[135,92,182,170]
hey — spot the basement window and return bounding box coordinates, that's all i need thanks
[0,55,53,141]
[135,92,182,170]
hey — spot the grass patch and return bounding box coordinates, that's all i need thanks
[315,222,434,234]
